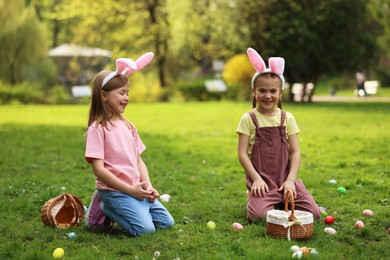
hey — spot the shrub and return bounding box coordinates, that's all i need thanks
[222,54,254,100]
[176,79,225,101]
[176,79,207,101]
[0,81,45,104]
[222,54,254,85]
[47,85,71,104]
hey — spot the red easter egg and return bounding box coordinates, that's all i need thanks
[324,215,335,224]
[232,222,243,231]
[362,209,373,217]
[355,220,364,229]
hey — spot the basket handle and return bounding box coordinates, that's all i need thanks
[284,190,297,221]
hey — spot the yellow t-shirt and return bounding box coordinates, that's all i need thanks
[236,108,300,156]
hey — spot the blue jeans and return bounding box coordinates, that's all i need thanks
[98,190,174,237]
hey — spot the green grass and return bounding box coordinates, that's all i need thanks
[0,101,389,259]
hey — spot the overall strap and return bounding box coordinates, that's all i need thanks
[279,110,287,143]
[248,111,259,128]
[280,110,286,126]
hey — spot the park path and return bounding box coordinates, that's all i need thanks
[312,95,390,102]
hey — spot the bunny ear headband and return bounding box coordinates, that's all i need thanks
[247,47,285,89]
[102,52,154,87]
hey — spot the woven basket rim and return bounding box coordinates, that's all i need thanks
[40,193,84,228]
[266,209,313,225]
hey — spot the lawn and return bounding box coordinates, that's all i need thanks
[0,101,389,259]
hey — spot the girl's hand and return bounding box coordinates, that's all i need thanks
[144,185,160,203]
[251,179,269,197]
[278,179,296,198]
[131,182,153,200]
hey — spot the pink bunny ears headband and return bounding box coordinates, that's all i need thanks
[102,52,154,87]
[247,47,285,89]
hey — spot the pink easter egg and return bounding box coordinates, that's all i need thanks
[355,220,364,229]
[232,222,243,231]
[387,227,390,234]
[362,209,373,217]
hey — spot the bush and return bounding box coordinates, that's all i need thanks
[222,54,254,85]
[176,79,224,101]
[177,79,206,101]
[0,81,45,104]
[47,85,71,104]
[222,54,254,100]
[0,82,72,104]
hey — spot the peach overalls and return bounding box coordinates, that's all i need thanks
[246,111,321,222]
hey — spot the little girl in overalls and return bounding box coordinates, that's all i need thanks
[236,48,321,223]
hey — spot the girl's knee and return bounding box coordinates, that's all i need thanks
[312,208,321,219]
[131,223,156,237]
[161,217,174,229]
[247,206,267,222]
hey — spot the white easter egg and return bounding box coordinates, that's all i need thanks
[290,245,300,252]
[160,194,170,203]
[324,227,337,235]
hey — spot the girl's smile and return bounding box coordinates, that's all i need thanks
[103,85,129,119]
[253,76,283,116]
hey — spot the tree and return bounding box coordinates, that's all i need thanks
[267,0,380,101]
[142,0,170,87]
[0,0,48,84]
[169,0,246,76]
[369,0,390,85]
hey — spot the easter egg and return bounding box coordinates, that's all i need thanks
[52,248,64,259]
[292,250,303,259]
[290,245,300,252]
[337,187,346,194]
[387,227,390,234]
[207,221,216,230]
[329,179,337,184]
[362,209,373,217]
[300,247,310,256]
[324,227,337,235]
[324,215,335,225]
[321,209,328,217]
[68,232,77,239]
[83,205,88,213]
[310,249,319,256]
[232,222,243,231]
[355,220,364,229]
[160,194,170,203]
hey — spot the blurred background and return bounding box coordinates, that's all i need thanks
[0,0,389,104]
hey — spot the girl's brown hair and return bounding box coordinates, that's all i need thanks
[251,73,283,109]
[87,70,129,128]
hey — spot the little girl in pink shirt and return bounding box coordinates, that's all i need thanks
[84,53,174,236]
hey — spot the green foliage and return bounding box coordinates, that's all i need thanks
[369,0,390,85]
[0,81,45,104]
[176,79,225,101]
[46,85,71,104]
[4,0,390,96]
[268,0,380,84]
[176,79,209,101]
[0,0,49,84]
[0,102,389,259]
[0,81,71,104]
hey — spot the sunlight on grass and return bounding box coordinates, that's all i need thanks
[0,101,389,259]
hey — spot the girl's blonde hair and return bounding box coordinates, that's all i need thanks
[87,70,129,128]
[251,73,283,109]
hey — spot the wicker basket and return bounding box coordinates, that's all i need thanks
[41,193,84,228]
[266,190,313,240]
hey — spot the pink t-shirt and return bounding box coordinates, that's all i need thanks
[85,120,146,191]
